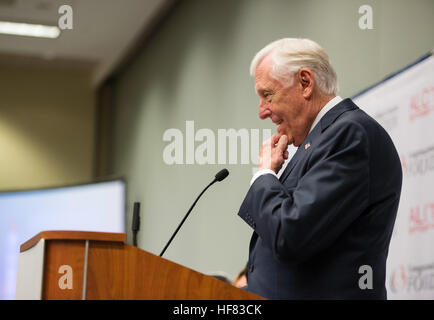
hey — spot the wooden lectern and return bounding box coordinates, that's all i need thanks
[16,231,263,300]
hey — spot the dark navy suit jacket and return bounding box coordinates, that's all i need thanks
[238,98,402,299]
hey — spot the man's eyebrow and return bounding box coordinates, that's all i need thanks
[257,88,270,96]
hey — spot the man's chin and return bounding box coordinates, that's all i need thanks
[287,136,296,146]
[277,127,288,137]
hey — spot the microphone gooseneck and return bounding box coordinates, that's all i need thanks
[159,169,229,257]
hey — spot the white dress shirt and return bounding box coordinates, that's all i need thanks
[250,96,343,185]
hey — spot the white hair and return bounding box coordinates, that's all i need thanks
[250,38,339,95]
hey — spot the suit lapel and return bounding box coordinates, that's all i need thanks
[279,98,358,184]
[279,123,321,183]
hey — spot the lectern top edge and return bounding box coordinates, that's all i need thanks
[20,230,126,252]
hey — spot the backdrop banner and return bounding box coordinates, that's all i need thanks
[353,53,434,299]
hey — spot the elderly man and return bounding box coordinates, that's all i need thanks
[238,38,402,299]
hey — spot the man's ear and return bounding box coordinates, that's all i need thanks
[297,68,314,98]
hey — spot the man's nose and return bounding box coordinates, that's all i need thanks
[258,104,271,120]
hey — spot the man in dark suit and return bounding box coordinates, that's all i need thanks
[238,38,402,299]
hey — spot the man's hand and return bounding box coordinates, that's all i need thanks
[258,134,289,173]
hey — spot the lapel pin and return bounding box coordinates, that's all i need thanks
[304,143,311,150]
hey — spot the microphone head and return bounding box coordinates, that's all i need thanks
[132,202,140,231]
[215,168,229,182]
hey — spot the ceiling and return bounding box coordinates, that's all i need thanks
[0,0,172,87]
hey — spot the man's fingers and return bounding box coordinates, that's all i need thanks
[259,134,289,173]
[271,134,281,145]
[262,134,280,149]
[277,135,289,151]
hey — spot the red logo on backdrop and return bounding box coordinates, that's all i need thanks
[390,265,408,293]
[390,263,434,294]
[409,203,434,234]
[400,154,407,174]
[409,86,434,121]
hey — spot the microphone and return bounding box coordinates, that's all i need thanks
[132,202,140,247]
[214,168,229,182]
[159,169,229,257]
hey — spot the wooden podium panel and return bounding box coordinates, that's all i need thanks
[43,240,85,299]
[16,231,264,300]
